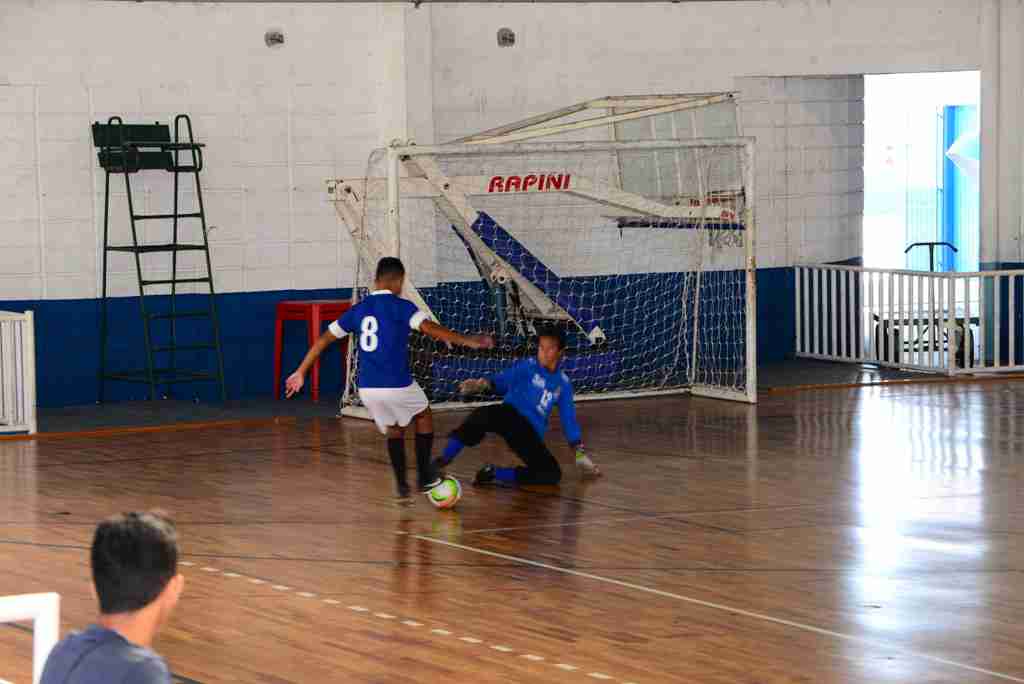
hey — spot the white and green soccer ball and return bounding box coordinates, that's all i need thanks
[427,476,462,509]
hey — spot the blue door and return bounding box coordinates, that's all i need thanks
[941,105,980,272]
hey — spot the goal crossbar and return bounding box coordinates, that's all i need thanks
[453,93,736,145]
[391,138,754,157]
[329,175,739,221]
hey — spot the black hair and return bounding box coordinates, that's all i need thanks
[91,511,178,615]
[375,257,406,282]
[537,326,567,351]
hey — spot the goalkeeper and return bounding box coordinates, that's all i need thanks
[434,327,602,486]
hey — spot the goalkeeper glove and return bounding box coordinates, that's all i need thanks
[574,444,601,478]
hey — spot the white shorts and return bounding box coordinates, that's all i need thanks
[358,383,429,434]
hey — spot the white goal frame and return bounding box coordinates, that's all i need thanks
[329,137,757,410]
[452,92,737,146]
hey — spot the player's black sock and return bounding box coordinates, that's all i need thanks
[415,433,438,490]
[387,438,409,495]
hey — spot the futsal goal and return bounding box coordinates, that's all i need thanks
[328,94,757,411]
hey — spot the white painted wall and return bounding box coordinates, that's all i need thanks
[980,0,1024,267]
[0,0,428,301]
[0,0,997,304]
[430,0,980,268]
[739,76,864,268]
[431,0,979,141]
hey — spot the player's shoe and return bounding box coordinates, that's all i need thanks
[419,458,445,492]
[428,457,448,479]
[395,482,414,506]
[473,464,497,485]
[418,475,443,493]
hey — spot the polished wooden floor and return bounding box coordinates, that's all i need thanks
[3,382,1024,683]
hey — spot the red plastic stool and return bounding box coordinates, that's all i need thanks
[274,299,352,401]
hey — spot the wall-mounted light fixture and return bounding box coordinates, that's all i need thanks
[497,27,515,47]
[265,29,284,48]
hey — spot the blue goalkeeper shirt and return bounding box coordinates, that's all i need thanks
[488,358,582,445]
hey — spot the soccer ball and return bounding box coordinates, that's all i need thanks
[427,476,462,509]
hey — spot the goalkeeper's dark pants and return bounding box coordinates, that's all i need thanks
[451,403,563,485]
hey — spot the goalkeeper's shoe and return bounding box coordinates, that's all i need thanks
[473,464,497,486]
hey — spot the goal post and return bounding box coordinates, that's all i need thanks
[329,137,756,411]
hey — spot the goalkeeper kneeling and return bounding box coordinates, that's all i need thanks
[434,327,602,486]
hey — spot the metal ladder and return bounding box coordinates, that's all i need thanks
[92,115,227,402]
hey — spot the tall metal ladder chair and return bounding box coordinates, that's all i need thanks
[92,116,227,401]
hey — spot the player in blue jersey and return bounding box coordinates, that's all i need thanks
[434,327,601,486]
[285,257,492,504]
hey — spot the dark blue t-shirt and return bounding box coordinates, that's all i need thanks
[40,625,170,684]
[329,291,427,389]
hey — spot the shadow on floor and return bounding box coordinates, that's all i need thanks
[37,395,341,434]
[758,359,927,390]
[25,360,939,434]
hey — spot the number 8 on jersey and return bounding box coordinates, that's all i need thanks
[360,316,379,352]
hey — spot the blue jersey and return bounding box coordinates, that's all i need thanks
[330,290,428,389]
[488,358,582,445]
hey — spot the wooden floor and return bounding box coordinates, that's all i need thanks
[3,382,1024,683]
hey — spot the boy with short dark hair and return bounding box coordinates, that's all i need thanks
[436,327,601,486]
[41,511,183,684]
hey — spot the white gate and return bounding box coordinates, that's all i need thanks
[795,265,1024,374]
[0,311,38,434]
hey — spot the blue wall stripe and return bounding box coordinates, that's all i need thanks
[0,288,350,408]
[2,268,798,408]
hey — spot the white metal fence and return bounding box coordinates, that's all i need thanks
[0,311,37,434]
[795,265,1024,375]
[0,593,60,684]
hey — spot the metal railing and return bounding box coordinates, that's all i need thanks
[0,311,37,434]
[0,593,60,684]
[795,265,1024,374]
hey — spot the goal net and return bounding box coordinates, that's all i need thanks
[329,138,756,411]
